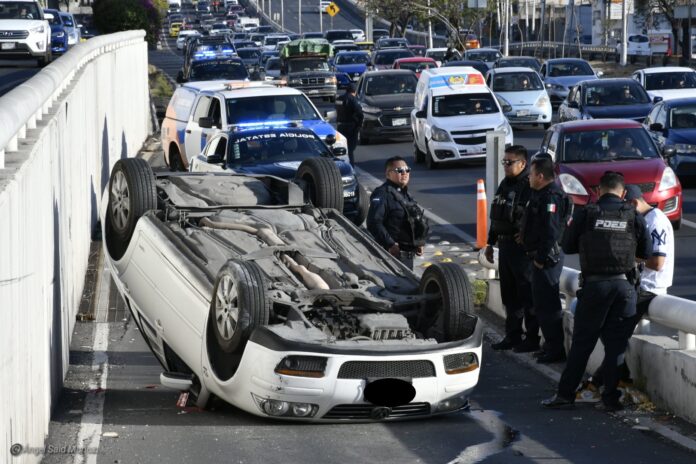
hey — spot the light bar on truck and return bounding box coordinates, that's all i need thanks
[429,72,485,89]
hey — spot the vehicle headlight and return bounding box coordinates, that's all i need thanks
[546,83,566,92]
[264,75,275,81]
[559,173,588,195]
[290,78,302,85]
[251,394,319,418]
[658,166,678,191]
[274,355,327,378]
[443,352,479,375]
[535,95,550,107]
[431,126,451,142]
[53,32,65,38]
[31,25,45,34]
[361,104,381,114]
[673,143,696,154]
[326,76,337,85]
[333,131,347,145]
[495,121,512,135]
[341,175,355,186]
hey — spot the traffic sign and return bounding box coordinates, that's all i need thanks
[326,2,340,17]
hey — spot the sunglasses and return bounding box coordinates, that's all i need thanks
[390,167,411,174]
[501,159,522,166]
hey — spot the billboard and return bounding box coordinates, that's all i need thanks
[610,0,634,20]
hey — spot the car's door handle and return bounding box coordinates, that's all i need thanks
[185,129,192,133]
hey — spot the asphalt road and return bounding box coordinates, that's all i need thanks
[0,60,41,97]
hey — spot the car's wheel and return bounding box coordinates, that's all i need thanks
[672,218,681,231]
[295,158,344,211]
[37,50,52,67]
[207,260,269,381]
[417,263,477,342]
[358,131,370,145]
[105,158,157,260]
[413,141,425,164]
[629,55,637,64]
[543,123,551,130]
[169,145,184,172]
[351,183,369,226]
[425,145,437,170]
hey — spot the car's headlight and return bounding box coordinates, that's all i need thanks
[326,76,337,85]
[31,25,45,34]
[546,83,566,92]
[658,166,678,191]
[431,126,451,142]
[53,32,65,38]
[361,104,381,114]
[495,121,512,135]
[251,394,320,418]
[559,173,588,195]
[536,95,550,107]
[341,175,356,186]
[264,75,274,81]
[673,143,696,154]
[333,131,347,145]
[290,78,302,85]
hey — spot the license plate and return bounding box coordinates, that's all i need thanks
[516,110,529,117]
[1,42,16,50]
[343,190,355,198]
[393,118,407,126]
[308,89,319,94]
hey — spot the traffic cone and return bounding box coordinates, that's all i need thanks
[476,179,487,250]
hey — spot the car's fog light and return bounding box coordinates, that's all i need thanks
[263,399,289,416]
[443,352,479,375]
[292,402,314,417]
[436,395,469,412]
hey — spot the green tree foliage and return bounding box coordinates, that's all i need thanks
[92,0,161,46]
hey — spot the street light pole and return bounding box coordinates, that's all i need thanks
[281,0,284,31]
[503,0,509,56]
[620,0,628,66]
[299,0,302,34]
[427,0,433,49]
[320,0,323,33]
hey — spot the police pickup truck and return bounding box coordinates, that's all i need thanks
[160,81,348,171]
[279,39,337,102]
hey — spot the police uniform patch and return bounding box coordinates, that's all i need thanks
[547,203,556,213]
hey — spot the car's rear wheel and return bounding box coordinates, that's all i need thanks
[358,131,370,145]
[105,158,157,260]
[169,145,184,172]
[417,263,477,341]
[207,260,269,381]
[295,158,344,211]
[37,50,52,67]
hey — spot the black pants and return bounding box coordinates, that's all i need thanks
[398,250,415,270]
[338,123,358,165]
[557,279,636,406]
[531,256,565,356]
[498,239,538,342]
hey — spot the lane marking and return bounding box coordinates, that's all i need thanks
[355,166,477,244]
[681,218,696,230]
[73,260,111,464]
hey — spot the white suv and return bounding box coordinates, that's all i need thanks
[0,0,52,66]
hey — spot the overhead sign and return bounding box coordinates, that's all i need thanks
[326,2,340,17]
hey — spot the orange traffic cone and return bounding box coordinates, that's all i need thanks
[476,179,487,250]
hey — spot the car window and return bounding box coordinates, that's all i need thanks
[467,50,500,61]
[547,130,559,158]
[631,72,640,83]
[226,94,321,124]
[288,58,329,72]
[60,14,74,26]
[548,61,593,77]
[204,136,221,158]
[335,53,369,65]
[584,83,649,106]
[364,73,417,95]
[540,130,553,153]
[644,72,696,91]
[208,98,222,127]
[645,104,661,126]
[432,92,498,116]
[193,96,212,124]
[669,105,696,129]
[491,72,543,91]
[540,64,547,77]
[226,130,329,166]
[0,1,41,19]
[190,61,248,81]
[397,61,436,72]
[655,106,667,127]
[266,58,281,70]
[561,128,659,162]
[166,87,198,120]
[374,50,413,65]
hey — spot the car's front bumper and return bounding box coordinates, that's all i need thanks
[290,84,337,98]
[0,34,48,58]
[361,111,413,139]
[670,153,696,177]
[569,185,682,222]
[505,104,552,126]
[426,131,514,162]
[204,322,483,422]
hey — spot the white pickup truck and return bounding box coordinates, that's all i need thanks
[235,16,259,32]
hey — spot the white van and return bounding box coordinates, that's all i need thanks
[411,67,513,168]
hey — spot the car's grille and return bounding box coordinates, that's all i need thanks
[323,402,431,420]
[454,135,487,145]
[451,128,494,136]
[337,360,436,379]
[663,196,678,213]
[301,77,325,85]
[0,30,29,39]
[508,114,539,122]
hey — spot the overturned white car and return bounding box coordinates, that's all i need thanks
[102,157,482,421]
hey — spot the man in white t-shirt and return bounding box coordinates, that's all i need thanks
[575,185,674,403]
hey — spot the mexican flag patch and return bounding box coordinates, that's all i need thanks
[547,203,557,213]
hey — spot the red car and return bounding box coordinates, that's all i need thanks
[392,57,438,78]
[538,119,682,227]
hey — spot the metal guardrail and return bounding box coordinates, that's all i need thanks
[477,249,696,350]
[0,30,146,169]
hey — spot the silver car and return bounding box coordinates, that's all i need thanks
[539,58,602,106]
[486,67,553,128]
[59,12,80,46]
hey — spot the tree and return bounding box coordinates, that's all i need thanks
[359,0,428,38]
[92,0,161,46]
[634,0,686,58]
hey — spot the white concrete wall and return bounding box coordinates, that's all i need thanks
[0,31,149,464]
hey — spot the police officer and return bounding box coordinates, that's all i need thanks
[486,145,539,352]
[520,155,569,364]
[336,83,364,165]
[542,172,651,411]
[367,156,429,269]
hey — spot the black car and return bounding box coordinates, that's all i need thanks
[494,56,541,73]
[644,97,696,177]
[443,60,490,76]
[374,37,409,50]
[324,29,354,43]
[369,49,414,70]
[177,54,248,83]
[236,47,263,78]
[559,78,654,123]
[350,69,418,144]
[192,126,369,224]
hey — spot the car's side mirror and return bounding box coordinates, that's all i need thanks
[596,71,604,77]
[662,146,676,158]
[415,109,426,118]
[332,146,347,157]
[501,103,513,113]
[567,100,579,109]
[653,96,663,104]
[649,122,664,132]
[324,110,337,122]
[198,117,214,128]
[176,70,185,84]
[325,134,337,146]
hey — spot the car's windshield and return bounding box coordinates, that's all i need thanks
[432,92,499,116]
[265,36,288,45]
[59,13,73,26]
[644,72,696,91]
[226,130,329,167]
[190,61,248,81]
[397,61,436,72]
[335,53,369,65]
[226,95,321,124]
[288,58,329,72]
[409,47,426,56]
[561,128,659,162]
[548,61,594,77]
[237,48,260,59]
[0,1,40,19]
[212,24,228,30]
[265,58,281,70]
[326,31,353,42]
[379,39,407,48]
[584,83,650,106]
[498,58,540,71]
[492,72,544,91]
[669,106,696,129]
[374,50,413,65]
[364,73,417,95]
[427,51,446,61]
[467,50,500,62]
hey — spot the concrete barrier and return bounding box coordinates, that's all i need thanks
[0,30,150,464]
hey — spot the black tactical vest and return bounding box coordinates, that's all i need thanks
[490,173,529,235]
[579,204,637,275]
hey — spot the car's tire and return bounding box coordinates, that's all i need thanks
[295,158,344,211]
[358,131,370,145]
[351,183,369,226]
[543,123,551,130]
[106,158,157,259]
[629,55,637,64]
[37,50,52,67]
[671,218,681,231]
[425,145,436,170]
[207,260,269,381]
[169,145,184,172]
[417,263,477,342]
[414,141,425,164]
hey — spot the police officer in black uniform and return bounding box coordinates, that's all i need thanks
[367,156,429,269]
[520,155,570,364]
[542,171,651,411]
[336,83,364,165]
[486,145,539,352]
